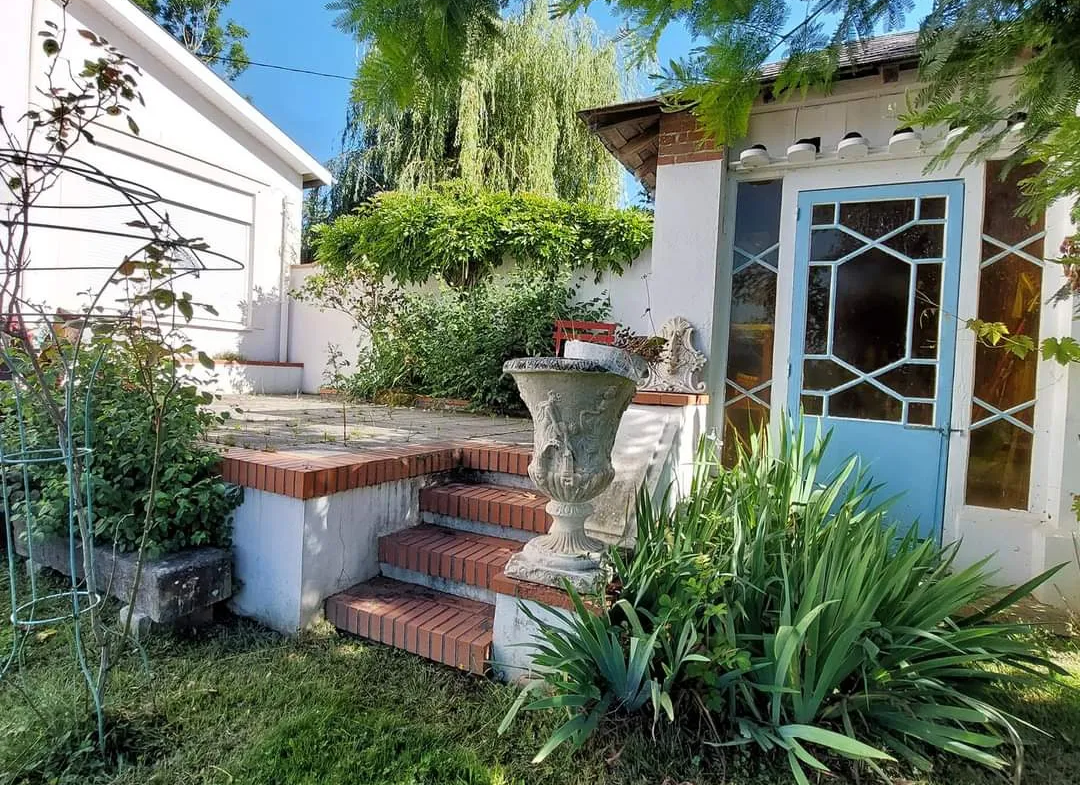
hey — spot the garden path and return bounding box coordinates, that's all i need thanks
[207,394,533,452]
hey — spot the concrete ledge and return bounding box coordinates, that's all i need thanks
[17,535,231,623]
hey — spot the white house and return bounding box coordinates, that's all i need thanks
[579,32,1080,606]
[1,0,332,393]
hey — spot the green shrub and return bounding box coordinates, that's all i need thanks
[339,269,609,411]
[2,345,242,557]
[502,423,1066,782]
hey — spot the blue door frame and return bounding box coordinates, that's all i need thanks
[787,180,965,540]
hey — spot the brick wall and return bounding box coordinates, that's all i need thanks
[656,111,724,166]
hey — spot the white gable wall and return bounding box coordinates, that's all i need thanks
[1,0,312,362]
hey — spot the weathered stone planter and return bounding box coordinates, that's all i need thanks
[15,531,231,631]
[501,355,637,592]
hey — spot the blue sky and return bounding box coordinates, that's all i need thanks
[226,1,933,165]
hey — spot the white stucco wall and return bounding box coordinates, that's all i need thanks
[2,0,320,364]
[288,247,660,395]
[288,264,362,392]
[230,475,431,634]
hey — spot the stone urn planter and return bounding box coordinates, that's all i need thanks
[502,354,638,592]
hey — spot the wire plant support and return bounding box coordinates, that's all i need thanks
[0,4,243,751]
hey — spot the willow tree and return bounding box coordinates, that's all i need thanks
[325,1,624,211]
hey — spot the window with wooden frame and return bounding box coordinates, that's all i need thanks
[965,161,1044,510]
[722,179,782,466]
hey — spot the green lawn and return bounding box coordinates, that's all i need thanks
[1,562,1078,785]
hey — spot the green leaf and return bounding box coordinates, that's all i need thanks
[779,725,894,761]
[1041,336,1080,365]
[197,351,215,370]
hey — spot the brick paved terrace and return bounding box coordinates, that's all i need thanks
[207,394,534,452]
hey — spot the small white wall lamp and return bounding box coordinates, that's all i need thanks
[1006,112,1028,143]
[888,126,921,155]
[786,137,819,164]
[739,144,770,168]
[837,131,869,159]
[945,123,969,146]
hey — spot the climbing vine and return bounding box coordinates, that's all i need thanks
[309,181,652,288]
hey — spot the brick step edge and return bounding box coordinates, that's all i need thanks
[326,577,493,675]
[419,483,551,534]
[378,525,521,592]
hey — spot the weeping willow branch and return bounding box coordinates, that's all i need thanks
[326,2,625,212]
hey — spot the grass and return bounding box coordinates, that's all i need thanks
[1,561,1079,785]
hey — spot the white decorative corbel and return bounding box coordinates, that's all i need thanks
[642,317,707,393]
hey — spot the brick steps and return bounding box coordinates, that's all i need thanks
[419,482,552,535]
[378,525,521,593]
[326,577,493,675]
[327,451,569,677]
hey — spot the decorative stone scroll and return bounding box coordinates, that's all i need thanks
[642,317,707,393]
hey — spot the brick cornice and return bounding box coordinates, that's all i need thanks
[220,441,533,499]
[656,110,723,166]
[633,391,710,406]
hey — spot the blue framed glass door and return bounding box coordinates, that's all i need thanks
[788,181,965,539]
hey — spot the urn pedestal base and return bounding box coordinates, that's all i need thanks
[503,548,606,595]
[502,499,607,594]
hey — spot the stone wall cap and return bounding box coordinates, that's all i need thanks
[503,357,616,374]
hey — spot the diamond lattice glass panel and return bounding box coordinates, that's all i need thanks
[985,160,1045,245]
[839,200,915,238]
[833,248,911,372]
[965,418,1033,509]
[908,402,934,425]
[734,179,783,256]
[877,363,936,398]
[728,262,777,389]
[829,382,902,422]
[912,264,942,359]
[883,223,945,259]
[805,265,831,354]
[810,228,862,261]
[812,203,836,226]
[803,359,856,391]
[723,399,769,467]
[724,179,782,469]
[973,254,1041,411]
[965,160,1045,510]
[919,197,946,220]
[801,394,824,415]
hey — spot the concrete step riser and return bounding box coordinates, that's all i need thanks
[420,511,533,543]
[381,563,496,605]
[465,470,536,491]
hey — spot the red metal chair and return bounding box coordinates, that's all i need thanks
[553,320,618,356]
